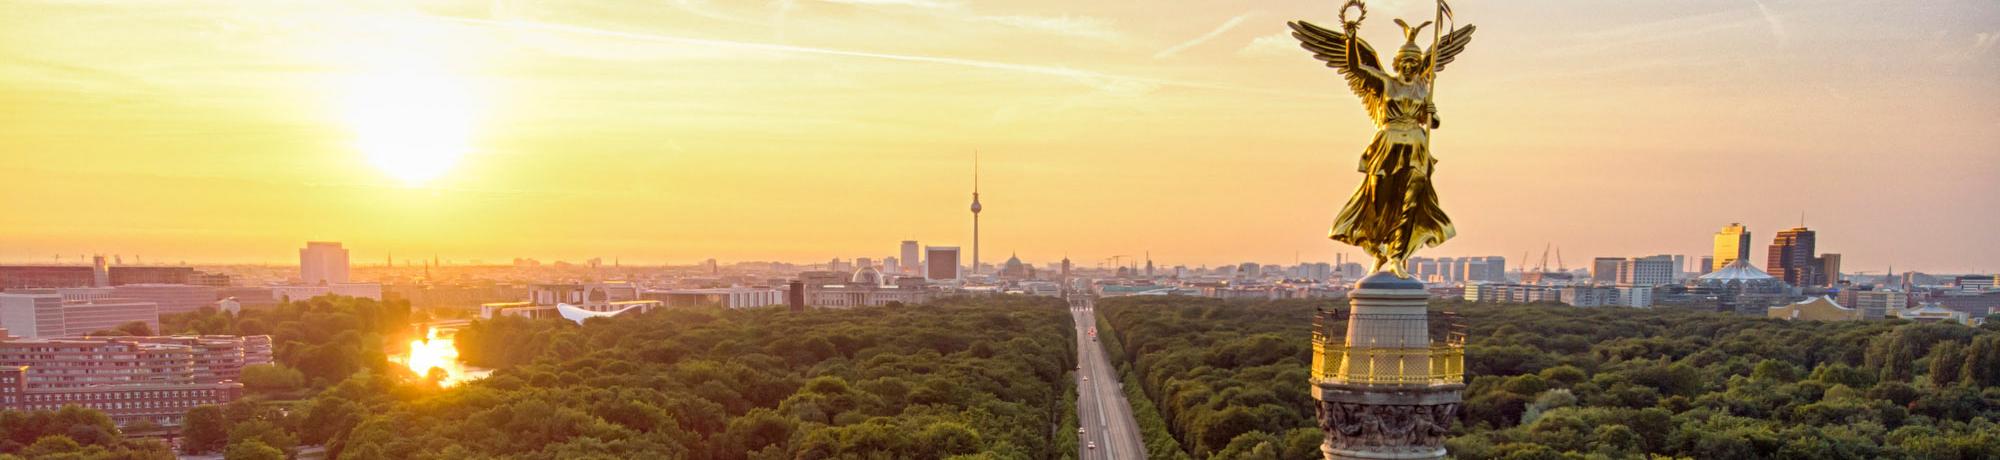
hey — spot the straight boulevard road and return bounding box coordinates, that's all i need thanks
[1071,298,1146,460]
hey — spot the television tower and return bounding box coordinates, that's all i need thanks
[970,151,982,275]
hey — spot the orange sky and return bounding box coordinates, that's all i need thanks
[3,0,1997,272]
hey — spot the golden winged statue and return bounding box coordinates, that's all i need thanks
[1289,0,1476,279]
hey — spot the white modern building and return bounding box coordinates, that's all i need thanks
[0,294,159,339]
[0,294,63,338]
[644,287,784,309]
[1618,255,1676,286]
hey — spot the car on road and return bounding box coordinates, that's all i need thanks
[1082,376,1089,381]
[1079,427,1086,434]
[1087,442,1096,450]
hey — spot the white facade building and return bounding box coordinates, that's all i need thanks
[0,294,160,338]
[645,287,785,309]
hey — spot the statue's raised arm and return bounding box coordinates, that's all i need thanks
[1288,10,1387,119]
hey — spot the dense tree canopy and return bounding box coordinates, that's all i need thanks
[161,296,418,387]
[1096,296,2000,460]
[0,406,172,459]
[322,295,1077,459]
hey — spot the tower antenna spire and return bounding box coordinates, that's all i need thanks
[969,150,983,276]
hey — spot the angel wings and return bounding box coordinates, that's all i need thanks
[1287,19,1475,117]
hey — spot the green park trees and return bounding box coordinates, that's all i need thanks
[1095,296,2000,460]
[330,295,1077,458]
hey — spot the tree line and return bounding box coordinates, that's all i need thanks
[338,295,1078,459]
[1095,296,2000,460]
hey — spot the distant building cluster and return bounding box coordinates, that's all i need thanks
[1451,222,1991,326]
[0,242,385,329]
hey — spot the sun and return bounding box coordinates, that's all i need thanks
[342,58,477,185]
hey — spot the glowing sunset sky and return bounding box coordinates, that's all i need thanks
[3,0,1996,272]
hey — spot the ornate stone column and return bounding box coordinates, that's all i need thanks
[1313,273,1463,460]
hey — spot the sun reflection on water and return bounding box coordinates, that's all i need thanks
[390,327,488,387]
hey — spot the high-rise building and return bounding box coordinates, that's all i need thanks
[91,256,108,288]
[1714,223,1752,271]
[299,242,350,286]
[1698,256,1715,276]
[1617,255,1676,286]
[1670,255,1686,279]
[1766,227,1817,286]
[1817,253,1842,287]
[925,246,961,281]
[1410,258,1437,281]
[1482,256,1507,282]
[1060,257,1072,297]
[1591,257,1623,284]
[900,241,921,275]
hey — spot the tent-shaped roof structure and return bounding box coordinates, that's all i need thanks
[1700,259,1776,283]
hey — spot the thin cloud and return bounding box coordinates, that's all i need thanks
[979,14,1119,40]
[446,16,1326,99]
[1237,29,1299,58]
[816,0,959,8]
[1156,12,1256,59]
[1749,0,1788,46]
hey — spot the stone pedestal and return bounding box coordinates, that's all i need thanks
[1315,272,1463,460]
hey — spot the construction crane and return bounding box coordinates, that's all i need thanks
[1536,244,1552,273]
[1103,255,1130,270]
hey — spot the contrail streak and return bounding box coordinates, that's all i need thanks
[1155,12,1255,59]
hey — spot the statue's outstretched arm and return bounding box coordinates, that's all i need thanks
[1288,20,1387,108]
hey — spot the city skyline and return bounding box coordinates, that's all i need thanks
[3,1,1997,272]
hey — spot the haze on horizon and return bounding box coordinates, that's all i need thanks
[2,0,1996,272]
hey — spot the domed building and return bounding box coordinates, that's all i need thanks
[790,265,933,309]
[998,253,1033,281]
[850,265,885,287]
